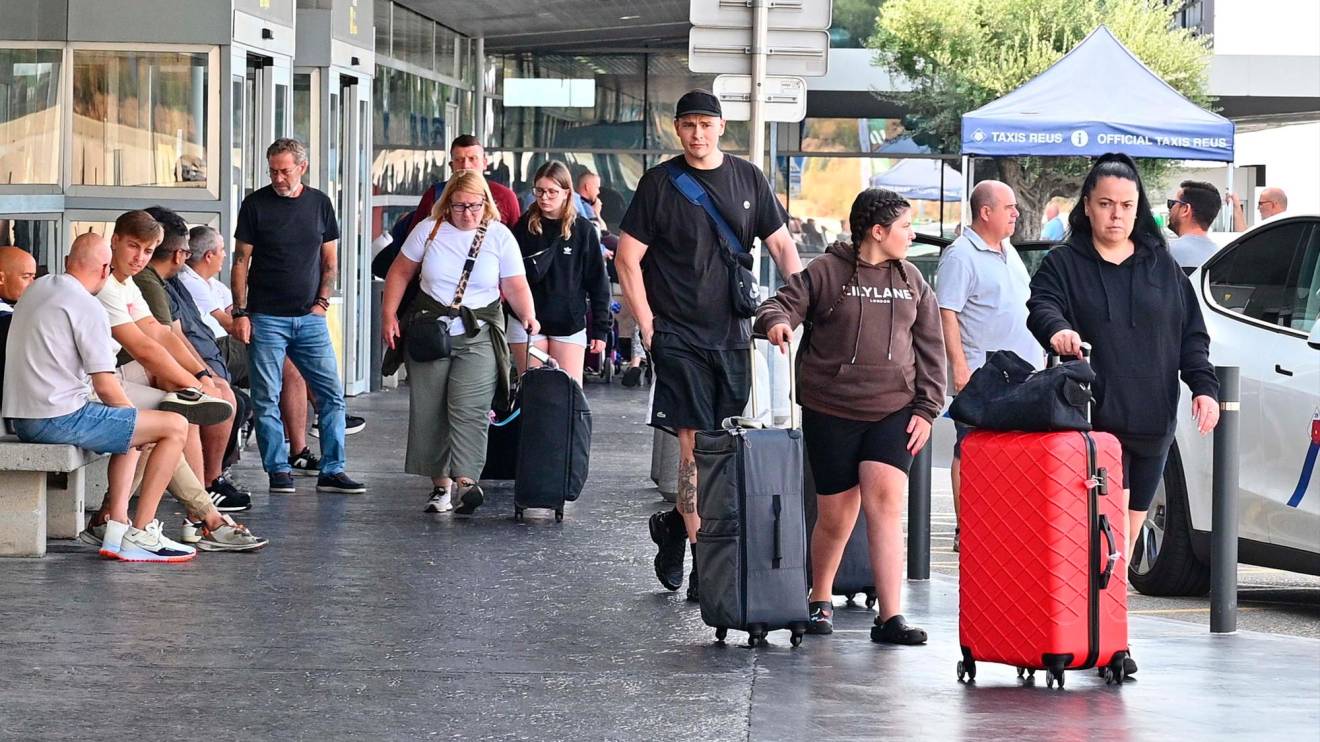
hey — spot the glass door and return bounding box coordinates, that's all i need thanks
[337,74,370,396]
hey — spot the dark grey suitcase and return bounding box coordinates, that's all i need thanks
[513,365,591,522]
[803,459,876,609]
[695,424,810,647]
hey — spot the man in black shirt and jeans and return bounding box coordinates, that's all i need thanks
[231,138,364,495]
[616,90,802,600]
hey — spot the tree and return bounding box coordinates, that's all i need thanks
[871,0,1214,238]
[831,0,886,47]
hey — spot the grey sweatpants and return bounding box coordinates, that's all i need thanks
[404,325,497,481]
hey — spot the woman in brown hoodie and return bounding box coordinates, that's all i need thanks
[755,188,946,643]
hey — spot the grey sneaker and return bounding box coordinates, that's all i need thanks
[159,388,234,426]
[192,515,268,552]
[77,520,107,547]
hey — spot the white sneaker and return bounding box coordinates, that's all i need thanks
[195,515,268,552]
[99,519,129,559]
[424,484,453,513]
[159,388,234,426]
[117,520,197,563]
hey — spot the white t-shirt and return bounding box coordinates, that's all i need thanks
[210,277,233,312]
[96,272,152,357]
[2,274,117,419]
[400,218,525,335]
[176,265,226,338]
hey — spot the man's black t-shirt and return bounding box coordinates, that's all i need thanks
[620,154,786,350]
[234,184,340,316]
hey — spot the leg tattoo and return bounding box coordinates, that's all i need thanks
[677,458,697,515]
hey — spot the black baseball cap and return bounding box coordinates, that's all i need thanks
[675,89,723,119]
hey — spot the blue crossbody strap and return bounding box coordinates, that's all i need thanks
[665,163,747,255]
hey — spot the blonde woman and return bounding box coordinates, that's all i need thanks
[382,171,539,516]
[508,161,611,384]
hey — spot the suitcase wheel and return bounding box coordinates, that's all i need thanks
[745,628,768,648]
[956,659,976,683]
[1103,652,1128,685]
[843,593,857,606]
[789,631,804,648]
[1045,668,1065,690]
[513,506,524,521]
[865,593,877,610]
[555,509,564,523]
[714,627,728,642]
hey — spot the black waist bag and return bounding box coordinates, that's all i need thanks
[949,350,1095,432]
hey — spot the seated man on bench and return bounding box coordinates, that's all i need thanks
[2,234,193,562]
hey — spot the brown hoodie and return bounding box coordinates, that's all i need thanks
[754,241,946,423]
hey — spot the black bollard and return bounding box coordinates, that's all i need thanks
[1211,366,1240,634]
[907,442,932,580]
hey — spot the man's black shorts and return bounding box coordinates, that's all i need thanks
[648,332,750,432]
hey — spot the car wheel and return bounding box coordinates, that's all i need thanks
[1129,443,1211,597]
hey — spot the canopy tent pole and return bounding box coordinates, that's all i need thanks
[961,155,972,226]
[1226,161,1236,230]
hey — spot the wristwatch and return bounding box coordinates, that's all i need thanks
[232,308,249,319]
[194,369,212,380]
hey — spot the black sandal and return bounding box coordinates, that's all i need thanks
[870,614,927,645]
[807,601,834,635]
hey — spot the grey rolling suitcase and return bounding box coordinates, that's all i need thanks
[694,340,809,647]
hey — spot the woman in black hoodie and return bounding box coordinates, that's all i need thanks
[509,161,612,384]
[756,188,946,644]
[1028,154,1220,673]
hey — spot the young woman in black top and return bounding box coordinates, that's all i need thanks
[509,161,611,384]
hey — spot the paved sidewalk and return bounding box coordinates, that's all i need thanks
[0,384,1316,741]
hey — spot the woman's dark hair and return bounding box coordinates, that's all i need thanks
[827,188,910,314]
[1067,152,1165,247]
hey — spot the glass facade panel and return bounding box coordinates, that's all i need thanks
[372,65,457,197]
[373,0,392,58]
[0,218,57,275]
[72,50,210,188]
[293,72,313,147]
[393,4,435,71]
[0,49,62,185]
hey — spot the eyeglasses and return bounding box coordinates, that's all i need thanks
[1257,199,1278,208]
[449,202,485,214]
[1166,199,1185,210]
[533,187,564,198]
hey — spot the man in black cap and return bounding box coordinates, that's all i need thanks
[616,88,802,601]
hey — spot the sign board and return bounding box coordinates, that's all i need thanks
[689,27,829,76]
[690,0,832,30]
[713,74,807,122]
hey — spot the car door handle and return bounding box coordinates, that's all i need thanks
[1274,364,1294,377]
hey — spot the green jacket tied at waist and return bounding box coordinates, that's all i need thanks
[381,290,514,409]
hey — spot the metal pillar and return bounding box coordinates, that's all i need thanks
[474,37,486,144]
[960,155,972,226]
[907,443,932,580]
[1211,366,1241,633]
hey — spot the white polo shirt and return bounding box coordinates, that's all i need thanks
[96,272,152,357]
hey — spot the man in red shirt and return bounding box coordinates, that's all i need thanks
[404,134,521,233]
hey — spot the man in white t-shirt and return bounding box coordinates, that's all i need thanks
[2,234,194,562]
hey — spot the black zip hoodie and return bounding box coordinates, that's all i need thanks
[512,214,612,340]
[1026,232,1218,449]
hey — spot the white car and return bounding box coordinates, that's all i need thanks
[1131,214,1320,595]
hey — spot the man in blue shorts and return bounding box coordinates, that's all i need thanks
[2,234,194,562]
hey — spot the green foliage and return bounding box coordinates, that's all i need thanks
[869,0,1216,235]
[831,0,886,48]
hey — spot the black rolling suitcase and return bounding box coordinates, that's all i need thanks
[513,361,592,522]
[803,460,876,609]
[694,341,809,647]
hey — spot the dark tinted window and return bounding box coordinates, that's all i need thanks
[1206,222,1310,330]
[1291,228,1319,333]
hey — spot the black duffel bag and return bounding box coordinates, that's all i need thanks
[949,350,1094,432]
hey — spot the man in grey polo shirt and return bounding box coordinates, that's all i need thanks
[937,180,1042,551]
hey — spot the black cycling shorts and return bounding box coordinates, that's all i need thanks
[803,406,915,495]
[648,332,750,432]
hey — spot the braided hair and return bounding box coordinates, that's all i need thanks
[825,188,911,316]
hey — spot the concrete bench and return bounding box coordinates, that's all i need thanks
[0,435,107,557]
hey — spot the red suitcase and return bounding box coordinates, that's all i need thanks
[958,429,1129,688]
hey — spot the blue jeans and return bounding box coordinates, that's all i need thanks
[248,312,346,476]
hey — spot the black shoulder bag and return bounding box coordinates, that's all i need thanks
[665,164,759,318]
